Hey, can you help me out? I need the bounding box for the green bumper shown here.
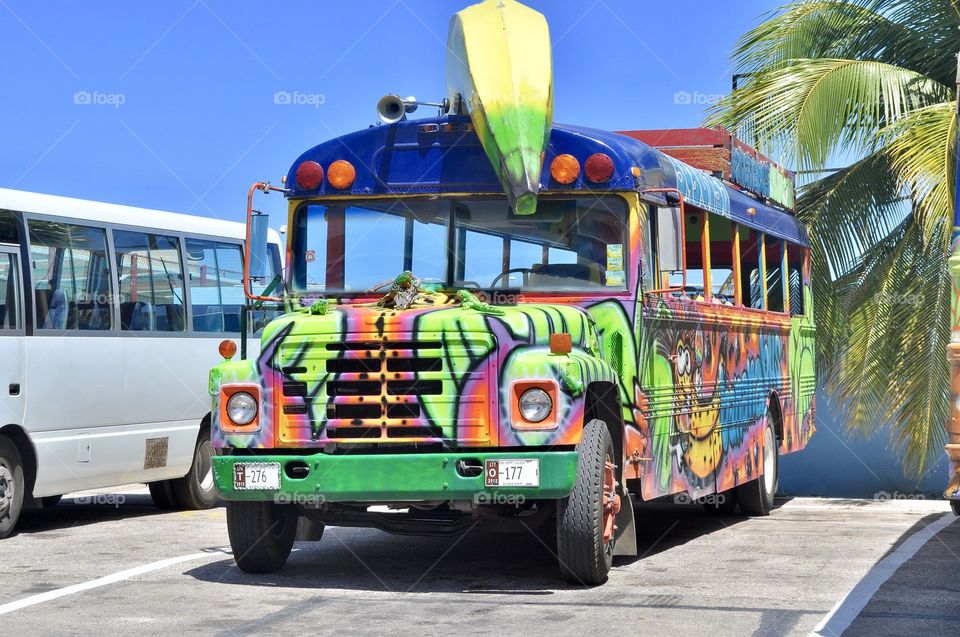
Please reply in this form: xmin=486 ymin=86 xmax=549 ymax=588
xmin=213 ymin=451 xmax=578 ymax=502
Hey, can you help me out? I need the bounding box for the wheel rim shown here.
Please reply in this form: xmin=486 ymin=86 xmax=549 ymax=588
xmin=197 ymin=441 xmax=214 ymax=492
xmin=0 ymin=464 xmax=13 ymax=517
xmin=763 ymin=428 xmax=776 ymax=495
xmin=602 ymin=458 xmax=621 ymax=551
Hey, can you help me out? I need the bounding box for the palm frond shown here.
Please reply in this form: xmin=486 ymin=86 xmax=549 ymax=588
xmin=878 ymin=102 xmax=957 ymax=246
xmin=734 ymin=0 xmax=960 ymax=86
xmin=707 ymin=58 xmax=949 ymax=169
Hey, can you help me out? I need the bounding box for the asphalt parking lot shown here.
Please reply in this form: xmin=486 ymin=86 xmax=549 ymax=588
xmin=0 ymin=490 xmax=957 ymax=636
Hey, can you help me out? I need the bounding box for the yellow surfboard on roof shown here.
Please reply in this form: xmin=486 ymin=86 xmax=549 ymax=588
xmin=446 ymin=0 xmax=553 ymax=215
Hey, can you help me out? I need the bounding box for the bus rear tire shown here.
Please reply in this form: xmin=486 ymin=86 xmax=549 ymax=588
xmin=226 ymin=500 xmax=298 ymax=574
xmin=0 ymin=436 xmax=25 ymax=540
xmin=172 ymin=430 xmax=218 ymax=510
xmin=556 ymin=419 xmax=618 ymax=585
xmin=149 ymin=480 xmax=179 ymax=510
xmin=737 ymin=420 xmax=778 ymax=516
xmin=951 ymin=500 xmax=960 ymax=517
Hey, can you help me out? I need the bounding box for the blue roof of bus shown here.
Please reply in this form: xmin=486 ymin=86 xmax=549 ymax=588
xmin=286 ymin=115 xmax=809 ymax=246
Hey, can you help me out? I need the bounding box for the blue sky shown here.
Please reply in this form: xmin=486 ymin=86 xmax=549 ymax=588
xmin=0 ymin=0 xmax=784 ymax=224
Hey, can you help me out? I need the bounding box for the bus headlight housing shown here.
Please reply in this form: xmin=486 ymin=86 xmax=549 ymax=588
xmin=226 ymin=392 xmax=258 ymax=426
xmin=519 ymin=388 xmax=552 ymax=423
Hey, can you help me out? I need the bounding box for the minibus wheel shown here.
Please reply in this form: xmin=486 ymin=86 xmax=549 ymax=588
xmin=951 ymin=500 xmax=960 ymax=517
xmin=226 ymin=500 xmax=298 ymax=573
xmin=737 ymin=420 xmax=778 ymax=516
xmin=556 ymin=418 xmax=618 ymax=585
xmin=172 ymin=430 xmax=218 ymax=510
xmin=149 ymin=480 xmax=179 ymax=510
xmin=0 ymin=436 xmax=25 ymax=539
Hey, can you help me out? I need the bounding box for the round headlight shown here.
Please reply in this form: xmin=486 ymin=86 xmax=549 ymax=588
xmin=519 ymin=388 xmax=552 ymax=423
xmin=227 ymin=392 xmax=258 ymax=425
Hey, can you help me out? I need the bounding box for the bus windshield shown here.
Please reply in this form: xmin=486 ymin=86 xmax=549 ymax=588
xmin=291 ymin=196 xmax=629 ymax=294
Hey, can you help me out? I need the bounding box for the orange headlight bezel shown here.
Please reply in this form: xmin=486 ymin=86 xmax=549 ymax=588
xmin=219 ymin=384 xmax=261 ymax=432
xmin=510 ymin=380 xmax=559 ymax=431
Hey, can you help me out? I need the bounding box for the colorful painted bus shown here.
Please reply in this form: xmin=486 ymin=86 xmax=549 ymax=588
xmin=210 ymin=0 xmax=815 ymax=584
xmin=0 ymin=188 xmax=282 ymax=539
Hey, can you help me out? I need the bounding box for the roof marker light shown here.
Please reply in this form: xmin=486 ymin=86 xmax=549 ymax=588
xmin=585 ymin=153 xmax=614 ymax=183
xmin=295 ymin=161 xmax=324 ymax=190
xmin=550 ymin=154 xmax=580 ymax=185
xmin=327 ymin=160 xmax=356 ymax=190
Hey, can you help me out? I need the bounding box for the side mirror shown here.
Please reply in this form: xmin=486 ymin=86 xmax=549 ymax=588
xmin=656 ymin=207 xmax=683 ymax=272
xmin=248 ymin=213 xmax=270 ymax=280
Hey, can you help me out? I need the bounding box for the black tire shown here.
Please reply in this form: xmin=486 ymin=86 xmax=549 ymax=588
xmin=226 ymin=500 xmax=298 ymax=573
xmin=951 ymin=500 xmax=960 ymax=517
xmin=703 ymin=489 xmax=738 ymax=515
xmin=0 ymin=436 xmax=25 ymax=539
xmin=556 ymin=418 xmax=617 ymax=585
xmin=41 ymin=495 xmax=62 ymax=508
xmin=149 ymin=480 xmax=180 ymax=510
xmin=737 ymin=419 xmax=778 ymax=516
xmin=172 ymin=430 xmax=219 ymax=510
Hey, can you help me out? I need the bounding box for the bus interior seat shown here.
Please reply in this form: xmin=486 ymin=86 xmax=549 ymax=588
xmin=120 ymin=301 xmax=155 ymax=331
xmin=223 ymin=306 xmax=242 ymax=333
xmin=41 ymin=288 xmax=67 ymax=329
xmin=192 ymin=306 xmax=224 ymax=332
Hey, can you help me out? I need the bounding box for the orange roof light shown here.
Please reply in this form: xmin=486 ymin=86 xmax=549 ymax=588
xmin=219 ymin=339 xmax=237 ymax=360
xmin=550 ymin=154 xmax=580 ymax=185
xmin=327 ymin=160 xmax=356 ymax=190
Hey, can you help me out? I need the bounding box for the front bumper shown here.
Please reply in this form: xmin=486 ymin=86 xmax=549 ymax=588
xmin=212 ymin=451 xmax=579 ymax=502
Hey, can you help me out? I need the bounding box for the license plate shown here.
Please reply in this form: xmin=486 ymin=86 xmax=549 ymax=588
xmin=233 ymin=462 xmax=281 ymax=490
xmin=485 ymin=459 xmax=540 ymax=488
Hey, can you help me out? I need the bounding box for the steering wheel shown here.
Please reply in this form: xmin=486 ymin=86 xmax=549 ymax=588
xmin=490 ymin=268 xmax=533 ymax=289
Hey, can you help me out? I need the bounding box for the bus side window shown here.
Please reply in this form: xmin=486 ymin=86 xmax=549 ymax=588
xmin=29 ymin=220 xmax=113 ymax=331
xmin=740 ymin=229 xmax=764 ymax=310
xmin=0 ymin=253 xmax=21 ymax=330
xmin=215 ymin=243 xmax=244 ymax=333
xmin=788 ymin=244 xmax=805 ymax=316
xmin=707 ymin=214 xmax=735 ymax=304
xmin=114 ymin=230 xmax=185 ymax=332
xmin=185 ymin=238 xmax=224 ymax=333
xmin=766 ymin=237 xmax=786 ymax=313
xmin=248 ymin=243 xmax=283 ymax=335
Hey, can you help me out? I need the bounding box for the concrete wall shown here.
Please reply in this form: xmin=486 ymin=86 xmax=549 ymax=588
xmin=778 ymin=389 xmax=947 ymax=498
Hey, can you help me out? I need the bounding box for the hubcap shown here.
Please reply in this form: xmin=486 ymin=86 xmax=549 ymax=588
xmin=602 ymin=459 xmax=621 ymax=549
xmin=763 ymin=428 xmax=776 ymax=495
xmin=198 ymin=441 xmax=214 ymax=492
xmin=0 ymin=464 xmax=13 ymax=516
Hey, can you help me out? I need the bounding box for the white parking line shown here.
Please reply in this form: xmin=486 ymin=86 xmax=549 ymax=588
xmin=811 ymin=512 xmax=956 ymax=637
xmin=0 ymin=552 xmax=219 ymax=616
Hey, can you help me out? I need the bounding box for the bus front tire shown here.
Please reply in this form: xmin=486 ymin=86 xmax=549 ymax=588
xmin=172 ymin=431 xmax=218 ymax=510
xmin=737 ymin=420 xmax=778 ymax=517
xmin=556 ymin=418 xmax=618 ymax=585
xmin=0 ymin=436 xmax=25 ymax=540
xmin=226 ymin=500 xmax=298 ymax=574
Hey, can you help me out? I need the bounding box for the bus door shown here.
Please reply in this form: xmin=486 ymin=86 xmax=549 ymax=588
xmin=0 ymin=246 xmax=25 ymax=428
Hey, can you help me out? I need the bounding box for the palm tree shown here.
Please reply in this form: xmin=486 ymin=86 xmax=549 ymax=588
xmin=707 ymin=0 xmax=959 ymax=477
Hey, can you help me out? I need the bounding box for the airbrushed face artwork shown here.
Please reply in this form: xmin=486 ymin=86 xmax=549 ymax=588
xmin=210 ymin=202 xmax=817 ymax=501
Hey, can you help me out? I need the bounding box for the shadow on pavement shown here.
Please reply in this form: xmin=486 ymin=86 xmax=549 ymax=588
xmin=185 ymin=499 xmax=752 ymax=593
xmin=13 ymin=493 xmax=182 ymax=535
